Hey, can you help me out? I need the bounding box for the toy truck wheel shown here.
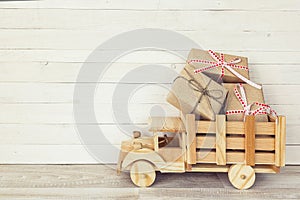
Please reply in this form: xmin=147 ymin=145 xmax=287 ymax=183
xmin=130 ymin=160 xmax=156 ymax=187
xmin=228 ymin=164 xmax=255 ymax=190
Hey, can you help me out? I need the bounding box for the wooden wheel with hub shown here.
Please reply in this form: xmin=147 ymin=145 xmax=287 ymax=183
xmin=130 ymin=160 xmax=156 ymax=187
xmin=228 ymin=164 xmax=255 ymax=190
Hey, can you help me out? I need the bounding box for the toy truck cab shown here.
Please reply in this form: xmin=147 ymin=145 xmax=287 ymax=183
xmin=117 ymin=117 xmax=186 ymax=186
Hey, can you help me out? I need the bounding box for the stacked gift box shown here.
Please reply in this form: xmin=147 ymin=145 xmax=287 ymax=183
xmin=167 ymin=49 xmax=277 ymax=122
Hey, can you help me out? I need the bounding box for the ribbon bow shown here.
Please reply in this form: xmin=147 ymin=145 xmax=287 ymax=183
xmin=226 ymin=83 xmax=277 ymax=119
xmin=174 ymin=76 xmax=224 ymax=114
xmin=173 ymin=67 xmax=224 ymax=114
xmin=187 ymin=78 xmax=224 ymax=105
xmin=252 ymin=102 xmax=277 ymax=117
xmin=188 ymin=50 xmax=262 ymax=89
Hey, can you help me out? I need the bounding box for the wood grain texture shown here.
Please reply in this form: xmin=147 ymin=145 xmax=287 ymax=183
xmin=197 ymin=121 xmax=276 ymax=135
xmin=216 ymin=115 xmax=226 ymax=165
xmin=187 ymin=164 xmax=278 ymax=174
xmin=228 ymin=164 xmax=255 ymax=190
xmin=186 ymin=114 xmax=196 ymax=164
xmin=0 ymin=10 xmax=298 ymax=32
xmin=280 ymin=117 xmax=286 ymax=166
xmin=0 ymin=165 xmax=299 ymax=199
xmin=130 ymin=160 xmax=156 ymax=187
xmin=197 ymin=136 xmax=275 ymax=151
xmin=0 ymin=0 xmax=299 ymax=10
xmin=245 ymin=116 xmax=256 ymax=166
xmin=275 ymin=116 xmax=286 ymax=167
xmin=1 ymin=30 xmax=299 ymax=51
xmin=197 ymin=151 xmax=274 ymax=164
xmin=1 ymin=50 xmax=300 ymax=63
xmin=0 ymin=63 xmax=300 ymax=85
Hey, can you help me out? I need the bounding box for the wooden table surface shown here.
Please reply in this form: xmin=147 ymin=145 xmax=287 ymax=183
xmin=0 ymin=165 xmax=299 ymax=199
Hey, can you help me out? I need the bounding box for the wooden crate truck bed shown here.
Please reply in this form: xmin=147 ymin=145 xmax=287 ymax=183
xmin=184 ymin=114 xmax=286 ymax=169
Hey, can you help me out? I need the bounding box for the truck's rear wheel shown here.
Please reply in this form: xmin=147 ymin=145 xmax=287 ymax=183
xmin=228 ymin=164 xmax=255 ymax=190
xmin=130 ymin=160 xmax=156 ymax=187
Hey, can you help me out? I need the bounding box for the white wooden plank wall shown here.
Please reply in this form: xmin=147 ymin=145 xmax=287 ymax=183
xmin=0 ymin=0 xmax=299 ymax=164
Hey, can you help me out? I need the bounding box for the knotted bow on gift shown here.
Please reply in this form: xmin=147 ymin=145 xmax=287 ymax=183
xmin=188 ymin=50 xmax=262 ymax=89
xmin=226 ymin=83 xmax=277 ymax=119
xmin=252 ymin=102 xmax=277 ymax=117
xmin=173 ymin=75 xmax=224 ymax=113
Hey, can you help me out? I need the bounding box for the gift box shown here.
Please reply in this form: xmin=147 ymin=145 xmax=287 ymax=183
xmin=167 ymin=64 xmax=228 ymax=121
xmin=187 ymin=49 xmax=250 ymax=83
xmin=223 ymin=83 xmax=268 ymax=122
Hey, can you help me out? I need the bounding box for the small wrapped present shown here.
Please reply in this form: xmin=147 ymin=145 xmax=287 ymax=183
xmin=223 ymin=83 xmax=277 ymax=122
xmin=187 ymin=49 xmax=261 ymax=89
xmin=167 ymin=64 xmax=228 ymax=121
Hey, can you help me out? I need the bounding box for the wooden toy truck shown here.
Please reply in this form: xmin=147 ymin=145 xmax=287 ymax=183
xmin=117 ymin=114 xmax=286 ymax=190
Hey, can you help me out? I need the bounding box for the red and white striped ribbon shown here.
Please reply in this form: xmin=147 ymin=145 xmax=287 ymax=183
xmin=226 ymin=83 xmax=277 ymax=118
xmin=251 ymin=102 xmax=277 ymax=117
xmin=226 ymin=83 xmax=252 ymax=116
xmin=188 ymin=50 xmax=262 ymax=89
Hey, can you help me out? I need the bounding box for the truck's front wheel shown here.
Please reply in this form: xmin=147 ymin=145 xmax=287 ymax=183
xmin=130 ymin=160 xmax=156 ymax=187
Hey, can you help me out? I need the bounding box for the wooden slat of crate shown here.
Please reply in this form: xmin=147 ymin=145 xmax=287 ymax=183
xmin=245 ymin=115 xmax=256 ymax=166
xmin=186 ymin=114 xmax=196 ymax=164
xmin=216 ymin=115 xmax=226 ymax=165
xmin=280 ymin=116 xmax=286 ymax=166
xmin=196 ymin=151 xmax=275 ymax=164
xmin=197 ymin=121 xmax=275 ymax=135
xmin=275 ymin=116 xmax=286 ymax=167
xmin=187 ymin=164 xmax=279 ymax=173
xmin=197 ymin=136 xmax=275 ymax=151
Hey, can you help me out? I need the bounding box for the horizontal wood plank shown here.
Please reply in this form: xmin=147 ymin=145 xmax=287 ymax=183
xmin=0 ymin=145 xmax=298 ymax=164
xmin=188 ymin=164 xmax=279 ymax=173
xmin=197 ymin=136 xmax=275 ymax=151
xmin=1 ymin=103 xmax=298 ymax=125
xmin=197 ymin=151 xmax=275 ymax=164
xmin=0 ymin=10 xmax=299 ymax=32
xmin=197 ymin=121 xmax=276 ymax=135
xmin=0 ymin=83 xmax=299 ymax=106
xmin=0 ymin=30 xmax=299 ymax=51
xmin=0 ymin=0 xmax=299 ymax=10
xmin=0 ymin=103 xmax=179 ymax=124
xmin=0 ymin=63 xmax=299 ymax=85
xmin=0 ymin=50 xmax=299 ymax=64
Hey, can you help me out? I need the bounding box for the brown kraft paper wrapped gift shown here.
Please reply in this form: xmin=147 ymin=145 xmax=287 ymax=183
xmin=167 ymin=64 xmax=228 ymax=121
xmin=223 ymin=83 xmax=268 ymax=122
xmin=187 ymin=48 xmax=249 ymax=83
